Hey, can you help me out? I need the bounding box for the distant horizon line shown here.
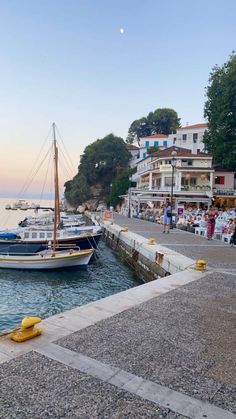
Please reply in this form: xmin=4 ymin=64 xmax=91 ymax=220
xmin=0 ymin=193 xmax=64 ymax=200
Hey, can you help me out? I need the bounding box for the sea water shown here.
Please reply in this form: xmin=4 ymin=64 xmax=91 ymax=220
xmin=0 ymin=198 xmax=142 ymax=331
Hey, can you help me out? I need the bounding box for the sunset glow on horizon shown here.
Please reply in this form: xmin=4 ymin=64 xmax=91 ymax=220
xmin=0 ymin=0 xmax=235 ymax=196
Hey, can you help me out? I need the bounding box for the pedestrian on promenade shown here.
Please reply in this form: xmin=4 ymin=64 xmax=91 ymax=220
xmin=230 ymin=223 xmax=236 ymax=246
xmin=205 ymin=206 xmax=218 ymax=240
xmin=162 ymin=198 xmax=172 ymax=233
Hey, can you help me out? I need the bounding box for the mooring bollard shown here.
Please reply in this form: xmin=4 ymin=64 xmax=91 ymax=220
xmin=147 ymin=237 xmax=156 ymax=245
xmin=194 ymin=259 xmax=207 ymax=271
xmin=11 ymin=316 xmax=42 ymax=342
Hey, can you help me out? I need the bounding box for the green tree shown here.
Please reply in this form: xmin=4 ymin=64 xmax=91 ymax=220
xmin=204 ymin=53 xmax=236 ymax=170
xmin=126 ymin=108 xmax=180 ymax=144
xmin=109 ymin=169 xmax=131 ymax=207
xmin=64 ymin=174 xmax=89 ymax=206
xmin=64 ymin=134 xmax=131 ymax=206
xmin=147 ymin=108 xmax=180 ymax=134
xmin=147 ymin=145 xmax=159 ymax=155
xmin=126 ymin=117 xmax=151 ymax=144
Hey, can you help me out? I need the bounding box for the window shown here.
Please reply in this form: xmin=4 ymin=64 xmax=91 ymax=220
xmin=39 ymin=233 xmax=45 ymax=238
xmin=193 ymin=133 xmax=198 ymax=143
xmin=182 ymin=134 xmax=187 ymax=141
xmin=215 ymin=176 xmax=225 ymax=185
xmin=32 ymin=232 xmax=37 ymax=239
xmin=165 ymin=177 xmax=175 ymax=186
xmin=173 ymin=137 xmax=176 ymax=144
xmin=145 ymin=140 xmax=150 ymax=147
xmin=182 ymin=159 xmax=193 ymax=166
xmin=24 ymin=232 xmax=29 ymax=239
xmin=163 ymin=140 xmax=168 ymax=146
xmin=143 ymin=152 xmax=147 ymax=158
xmin=154 ymin=141 xmax=159 ymax=146
xmin=181 ymin=177 xmax=196 ymax=186
xmin=190 ymin=177 xmax=197 ymax=185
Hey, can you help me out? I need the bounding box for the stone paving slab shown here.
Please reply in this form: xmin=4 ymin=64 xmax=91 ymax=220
xmin=112 ymin=215 xmax=236 ymax=269
xmin=0 ymin=351 xmax=187 ymax=419
xmin=0 ymin=269 xmax=206 ymax=362
xmin=57 ymin=272 xmax=236 ymax=414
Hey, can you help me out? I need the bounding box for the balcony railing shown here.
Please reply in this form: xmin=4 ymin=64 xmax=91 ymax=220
xmin=181 ymin=185 xmax=211 ymax=192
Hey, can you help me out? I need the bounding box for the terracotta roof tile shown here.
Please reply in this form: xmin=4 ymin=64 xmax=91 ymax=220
xmin=150 ymin=146 xmax=211 ymax=158
xmin=178 ymin=123 xmax=208 ymax=130
xmin=141 ymin=134 xmax=168 ymax=139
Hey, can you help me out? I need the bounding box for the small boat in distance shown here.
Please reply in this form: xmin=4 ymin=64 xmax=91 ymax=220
xmin=0 ymin=123 xmax=95 ymax=270
xmin=5 ymin=200 xmax=30 ymax=210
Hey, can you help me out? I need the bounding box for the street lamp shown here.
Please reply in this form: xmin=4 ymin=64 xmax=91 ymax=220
xmin=128 ymin=177 xmax=133 ymax=218
xmin=170 ymin=150 xmax=177 ymax=229
xmin=128 ymin=187 xmax=131 ymax=218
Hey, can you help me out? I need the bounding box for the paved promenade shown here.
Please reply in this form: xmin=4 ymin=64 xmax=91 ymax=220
xmin=0 ymin=215 xmax=235 ymax=418
xmin=113 ymin=214 xmax=236 ymax=272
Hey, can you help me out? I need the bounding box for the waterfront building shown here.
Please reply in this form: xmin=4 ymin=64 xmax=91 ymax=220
xmin=213 ymin=169 xmax=236 ymax=208
xmin=131 ymin=146 xmax=214 ymax=209
xmin=169 ymin=123 xmax=208 ymax=153
xmin=130 ymin=123 xmax=208 ymax=168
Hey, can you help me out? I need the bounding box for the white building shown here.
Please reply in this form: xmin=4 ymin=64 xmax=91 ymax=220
xmin=133 ymin=146 xmax=213 ymax=208
xmin=137 ymin=134 xmax=169 ymax=159
xmin=170 ymin=123 xmax=208 ymax=153
xmin=131 ymin=123 xmax=208 ymax=164
xmin=126 ymin=144 xmax=140 ymax=168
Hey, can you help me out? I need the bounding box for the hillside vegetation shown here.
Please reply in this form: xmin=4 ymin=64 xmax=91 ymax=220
xmin=64 ymin=134 xmax=131 ymax=209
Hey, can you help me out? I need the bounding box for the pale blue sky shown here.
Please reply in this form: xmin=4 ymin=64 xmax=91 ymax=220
xmin=0 ymin=0 xmax=235 ymax=195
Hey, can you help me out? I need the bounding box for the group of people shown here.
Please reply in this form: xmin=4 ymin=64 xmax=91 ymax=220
xmin=145 ymin=202 xmax=236 ymax=243
xmin=204 ymin=207 xmax=236 ymax=243
xmin=119 ymin=201 xmax=236 ymax=244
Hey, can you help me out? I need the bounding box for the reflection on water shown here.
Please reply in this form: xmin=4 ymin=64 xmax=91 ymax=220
xmin=0 ymin=242 xmax=142 ymax=331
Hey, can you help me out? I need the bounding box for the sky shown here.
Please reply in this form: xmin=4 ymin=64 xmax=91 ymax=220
xmin=0 ymin=0 xmax=235 ymax=196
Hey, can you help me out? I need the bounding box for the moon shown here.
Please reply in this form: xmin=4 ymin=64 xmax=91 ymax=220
xmin=120 ymin=28 xmax=124 ymax=34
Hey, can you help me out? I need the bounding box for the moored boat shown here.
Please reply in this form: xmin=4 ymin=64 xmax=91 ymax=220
xmin=0 ymin=123 xmax=98 ymax=269
xmin=0 ymin=228 xmax=101 ymax=255
xmin=0 ymin=248 xmax=94 ymax=270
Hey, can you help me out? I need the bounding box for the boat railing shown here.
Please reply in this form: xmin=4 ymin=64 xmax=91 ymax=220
xmin=20 ymin=228 xmax=98 ymax=240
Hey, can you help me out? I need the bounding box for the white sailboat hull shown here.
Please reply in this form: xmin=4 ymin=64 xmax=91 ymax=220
xmin=0 ymin=249 xmax=94 ymax=270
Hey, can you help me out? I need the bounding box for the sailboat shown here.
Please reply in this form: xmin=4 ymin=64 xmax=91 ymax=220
xmin=0 ymin=123 xmax=94 ymax=270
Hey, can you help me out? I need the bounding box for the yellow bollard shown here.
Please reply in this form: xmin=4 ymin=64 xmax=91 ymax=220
xmin=194 ymin=260 xmax=207 ymax=271
xmin=11 ymin=317 xmax=42 ymax=343
xmin=121 ymin=226 xmax=128 ymax=232
xmin=147 ymin=237 xmax=156 ymax=245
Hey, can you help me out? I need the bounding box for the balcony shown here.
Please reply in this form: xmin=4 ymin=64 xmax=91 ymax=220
xmin=181 ymin=185 xmax=211 ymax=192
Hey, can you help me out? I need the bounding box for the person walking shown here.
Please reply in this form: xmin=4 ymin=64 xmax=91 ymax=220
xmin=162 ymin=199 xmax=172 ymax=233
xmin=205 ymin=206 xmax=218 ymax=240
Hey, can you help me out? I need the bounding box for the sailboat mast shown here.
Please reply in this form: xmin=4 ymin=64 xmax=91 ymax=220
xmin=52 ymin=122 xmax=60 ymax=250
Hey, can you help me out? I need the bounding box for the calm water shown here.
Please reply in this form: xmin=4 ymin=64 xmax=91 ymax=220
xmin=0 ymin=198 xmax=142 ymax=331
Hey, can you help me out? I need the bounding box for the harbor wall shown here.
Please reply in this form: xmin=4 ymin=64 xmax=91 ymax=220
xmin=101 ymin=220 xmax=195 ymax=282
